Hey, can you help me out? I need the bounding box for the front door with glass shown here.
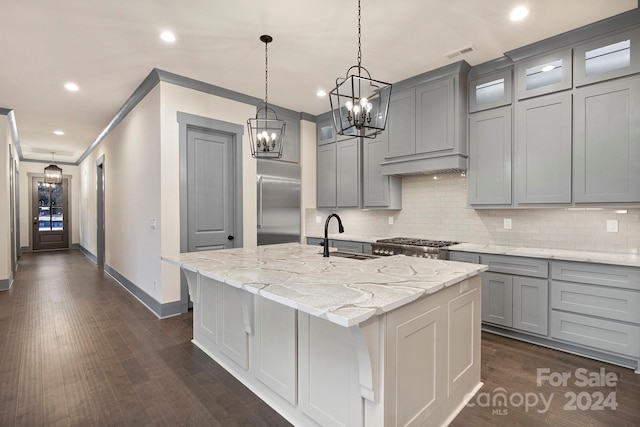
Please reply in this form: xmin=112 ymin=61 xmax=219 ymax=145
xmin=32 ymin=177 xmax=69 ymax=250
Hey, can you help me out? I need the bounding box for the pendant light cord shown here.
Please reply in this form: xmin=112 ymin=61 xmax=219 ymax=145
xmin=357 ymin=0 xmax=362 ymax=75
xmin=264 ymin=40 xmax=269 ymax=111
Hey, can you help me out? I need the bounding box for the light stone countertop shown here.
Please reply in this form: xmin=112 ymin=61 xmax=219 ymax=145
xmin=162 ymin=243 xmax=487 ymax=327
xmin=448 ymin=243 xmax=640 ymax=268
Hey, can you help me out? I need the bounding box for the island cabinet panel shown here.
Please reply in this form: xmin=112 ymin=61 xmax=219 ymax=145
xmin=573 ymin=75 xmax=640 ymax=203
xmin=218 ymin=285 xmax=250 ymax=370
xmin=197 ymin=278 xmax=219 ymax=345
xmin=448 ymin=288 xmax=482 ymax=399
xmin=299 ymin=313 xmax=362 ymax=427
xmin=384 ymin=279 xmax=481 ymax=427
xmin=254 ymin=297 xmax=297 ymax=405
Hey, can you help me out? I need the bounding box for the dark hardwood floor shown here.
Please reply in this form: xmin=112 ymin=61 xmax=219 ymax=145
xmin=1 ymin=250 xmax=638 ymax=426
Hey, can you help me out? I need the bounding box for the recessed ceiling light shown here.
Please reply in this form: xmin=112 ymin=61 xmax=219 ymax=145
xmin=317 ymin=90 xmax=327 ymax=97
xmin=510 ymin=6 xmax=529 ymax=21
xmin=64 ymin=82 xmax=79 ymax=92
xmin=53 ymin=130 xmax=65 ymax=135
xmin=541 ymin=65 xmax=555 ymax=72
xmin=160 ymin=31 xmax=176 ymax=43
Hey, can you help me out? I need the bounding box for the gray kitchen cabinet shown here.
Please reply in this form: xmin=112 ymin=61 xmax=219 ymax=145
xmin=468 ymin=106 xmax=512 ymax=206
xmin=316 ymin=139 xmax=361 ymax=209
xmin=386 ymin=76 xmax=459 ymax=158
xmin=515 ymin=49 xmax=572 ymax=100
xmin=363 ymin=132 xmax=401 ymax=209
xmin=468 ymin=68 xmax=513 ymax=113
xmin=516 ymin=92 xmax=572 ymax=204
xmin=449 ymin=251 xmax=480 ymax=264
xmin=316 ymin=143 xmax=337 ymax=208
xmin=573 ymin=75 xmax=640 ymax=203
xmin=386 ymin=89 xmax=416 ymax=158
xmin=317 ymin=117 xmax=335 ymax=146
xmin=381 ymin=62 xmax=470 ymax=175
xmin=481 ymin=272 xmax=513 ymax=328
xmin=478 ymin=254 xmax=549 ymax=335
xmin=512 ymin=276 xmax=548 ymax=335
xmin=549 ymin=260 xmax=640 ymax=358
xmin=336 ymin=138 xmax=361 ymax=208
xmin=306 ymin=237 xmax=369 ymax=254
xmin=574 ymin=27 xmax=640 ymax=87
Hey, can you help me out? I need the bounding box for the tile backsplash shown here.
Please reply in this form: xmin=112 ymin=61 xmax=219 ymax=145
xmin=305 ymin=172 xmax=640 ymax=254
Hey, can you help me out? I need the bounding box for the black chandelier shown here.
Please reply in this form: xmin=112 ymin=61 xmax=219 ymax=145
xmin=44 ymin=152 xmax=63 ymax=184
xmin=329 ymin=0 xmax=392 ymax=139
xmin=247 ymin=35 xmax=286 ymax=159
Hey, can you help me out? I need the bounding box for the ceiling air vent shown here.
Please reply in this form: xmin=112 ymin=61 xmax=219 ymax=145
xmin=445 ymin=45 xmax=475 ymax=60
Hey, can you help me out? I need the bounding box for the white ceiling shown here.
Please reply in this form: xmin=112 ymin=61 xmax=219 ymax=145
xmin=1 ymin=0 xmax=637 ymax=163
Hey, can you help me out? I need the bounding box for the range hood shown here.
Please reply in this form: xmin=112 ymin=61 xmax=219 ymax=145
xmin=380 ymin=153 xmax=467 ymax=176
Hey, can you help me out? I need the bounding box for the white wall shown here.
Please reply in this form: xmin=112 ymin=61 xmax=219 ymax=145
xmin=159 ymin=82 xmax=258 ymax=303
xmin=19 ymin=161 xmax=80 ymax=249
xmin=79 ymin=85 xmax=162 ymax=302
xmin=0 ymin=119 xmax=10 ymax=280
xmin=305 ymin=172 xmax=640 ymax=254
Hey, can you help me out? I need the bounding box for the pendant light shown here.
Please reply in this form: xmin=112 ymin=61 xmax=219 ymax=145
xmin=44 ymin=152 xmax=63 ymax=184
xmin=329 ymin=0 xmax=392 ymax=139
xmin=247 ymin=35 xmax=286 ymax=159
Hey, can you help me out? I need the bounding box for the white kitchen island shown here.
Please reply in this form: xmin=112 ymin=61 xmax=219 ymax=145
xmin=163 ymin=243 xmax=487 ymax=427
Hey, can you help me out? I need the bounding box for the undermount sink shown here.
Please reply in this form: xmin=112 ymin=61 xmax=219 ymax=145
xmin=323 ymin=251 xmax=381 ymax=261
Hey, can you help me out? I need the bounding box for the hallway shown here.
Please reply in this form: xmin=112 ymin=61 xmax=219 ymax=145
xmin=0 ymin=250 xmax=290 ymax=426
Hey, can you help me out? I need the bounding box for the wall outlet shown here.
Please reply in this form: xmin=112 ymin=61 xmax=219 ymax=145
xmin=315 ymin=215 xmax=322 ymax=224
xmin=388 ymin=216 xmax=394 ymax=225
xmin=606 ymin=219 xmax=618 ymax=233
xmin=503 ymin=218 xmax=512 ymax=230
xmin=150 ymin=218 xmax=157 ymax=229
xmin=153 ymin=280 xmax=158 ymax=292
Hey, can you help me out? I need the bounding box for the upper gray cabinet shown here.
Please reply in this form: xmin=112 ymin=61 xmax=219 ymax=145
xmin=516 ymin=92 xmax=572 ymax=204
xmin=336 ymin=138 xmax=361 ymax=208
xmin=363 ymin=132 xmax=401 ymax=209
xmin=316 ymin=143 xmax=337 ymax=208
xmin=574 ymin=27 xmax=640 ymax=87
xmin=381 ymin=61 xmax=469 ymax=175
xmin=468 ymin=105 xmax=512 ymax=206
xmin=515 ymin=49 xmax=572 ymax=100
xmin=573 ymin=74 xmax=640 ymax=203
xmin=386 ymin=89 xmax=416 ymax=158
xmin=468 ymin=69 xmax=512 ymax=113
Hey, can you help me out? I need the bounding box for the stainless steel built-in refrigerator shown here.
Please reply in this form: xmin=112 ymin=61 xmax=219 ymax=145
xmin=257 ymin=160 xmax=301 ymax=245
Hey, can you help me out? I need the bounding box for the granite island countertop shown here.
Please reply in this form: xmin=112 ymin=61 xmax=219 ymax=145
xmin=448 ymin=243 xmax=640 ymax=268
xmin=163 ymin=243 xmax=487 ymax=327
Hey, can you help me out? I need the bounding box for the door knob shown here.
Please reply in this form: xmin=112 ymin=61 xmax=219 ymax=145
xmin=228 ymin=235 xmax=234 ymax=241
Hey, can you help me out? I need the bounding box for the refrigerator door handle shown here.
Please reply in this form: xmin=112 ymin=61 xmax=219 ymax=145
xmin=257 ymin=175 xmax=263 ymax=229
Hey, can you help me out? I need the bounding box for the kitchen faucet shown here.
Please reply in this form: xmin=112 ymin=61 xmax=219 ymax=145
xmin=323 ymin=213 xmax=344 ymax=257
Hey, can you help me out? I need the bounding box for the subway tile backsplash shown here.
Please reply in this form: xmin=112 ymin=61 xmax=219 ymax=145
xmin=305 ymin=172 xmax=640 ymax=254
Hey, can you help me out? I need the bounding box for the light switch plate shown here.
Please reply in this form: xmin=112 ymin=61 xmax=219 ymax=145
xmin=388 ymin=216 xmax=394 ymax=225
xmin=503 ymin=218 xmax=512 ymax=230
xmin=606 ymin=219 xmax=618 ymax=233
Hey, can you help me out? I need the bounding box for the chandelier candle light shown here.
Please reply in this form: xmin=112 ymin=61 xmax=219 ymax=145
xmin=329 ymin=0 xmax=392 ymax=139
xmin=248 ymin=35 xmax=286 ymax=159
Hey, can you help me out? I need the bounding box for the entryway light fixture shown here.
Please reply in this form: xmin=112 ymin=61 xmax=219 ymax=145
xmin=44 ymin=152 xmax=63 ymax=184
xmin=329 ymin=0 xmax=392 ymax=139
xmin=247 ymin=35 xmax=286 ymax=159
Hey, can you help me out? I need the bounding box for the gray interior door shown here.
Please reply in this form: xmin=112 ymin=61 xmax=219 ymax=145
xmin=32 ymin=177 xmax=69 ymax=251
xmin=96 ymin=157 xmax=105 ymax=265
xmin=9 ymin=149 xmax=15 ymax=272
xmin=187 ymin=128 xmax=235 ymax=251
